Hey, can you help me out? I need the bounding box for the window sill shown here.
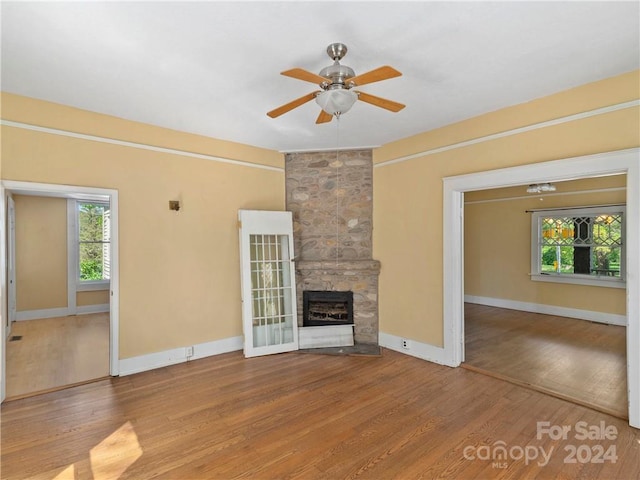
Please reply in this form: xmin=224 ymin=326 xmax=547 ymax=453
xmin=77 ymin=281 xmax=110 ymax=292
xmin=530 ymin=273 xmax=626 ymax=289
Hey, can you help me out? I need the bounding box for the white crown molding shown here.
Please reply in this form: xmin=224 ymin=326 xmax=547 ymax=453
xmin=0 ymin=120 xmax=284 ymax=172
xmin=465 ymin=187 xmax=627 ymax=205
xmin=374 ymin=100 xmax=640 ymax=168
xmin=282 ymin=145 xmax=380 ymax=154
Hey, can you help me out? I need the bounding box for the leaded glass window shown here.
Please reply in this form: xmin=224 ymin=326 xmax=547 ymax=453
xmin=531 ymin=206 xmax=625 ymax=287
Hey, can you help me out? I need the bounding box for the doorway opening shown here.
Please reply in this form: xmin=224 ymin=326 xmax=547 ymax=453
xmin=442 ymin=148 xmax=640 ymax=428
xmin=1 ymin=180 xmax=119 ymax=402
xmin=462 ymin=176 xmax=628 ymax=418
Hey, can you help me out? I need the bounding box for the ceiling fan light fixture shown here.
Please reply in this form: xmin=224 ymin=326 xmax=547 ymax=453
xmin=315 ymin=89 xmax=358 ymax=116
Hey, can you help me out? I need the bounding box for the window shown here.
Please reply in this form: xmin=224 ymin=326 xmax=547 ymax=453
xmin=531 ymin=206 xmax=625 ymax=288
xmin=77 ymin=201 xmax=110 ymax=286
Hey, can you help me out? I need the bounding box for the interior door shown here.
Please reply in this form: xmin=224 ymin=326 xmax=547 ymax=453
xmin=7 ymin=195 xmax=15 ymax=337
xmin=239 ymin=210 xmax=298 ymax=358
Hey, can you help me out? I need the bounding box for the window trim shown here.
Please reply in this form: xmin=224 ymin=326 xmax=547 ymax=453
xmin=530 ymin=205 xmax=626 ymax=289
xmin=71 ymin=199 xmax=111 ymax=289
xmin=77 ymin=280 xmax=110 ymax=291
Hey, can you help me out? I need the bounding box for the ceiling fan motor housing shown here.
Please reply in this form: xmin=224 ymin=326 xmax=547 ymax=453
xmin=319 ymin=63 xmax=355 ymax=89
xmin=318 ymin=43 xmax=355 ymax=90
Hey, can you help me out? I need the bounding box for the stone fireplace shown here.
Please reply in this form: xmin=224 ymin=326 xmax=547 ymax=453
xmin=285 ymin=149 xmax=380 ymax=345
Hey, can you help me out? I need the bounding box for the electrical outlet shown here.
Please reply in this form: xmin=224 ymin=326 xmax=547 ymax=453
xmin=401 ymin=339 xmax=410 ymax=350
xmin=186 ymin=346 xmax=194 ymax=358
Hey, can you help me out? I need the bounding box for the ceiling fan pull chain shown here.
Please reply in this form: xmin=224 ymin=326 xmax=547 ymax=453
xmin=335 ymin=115 xmax=341 ymax=265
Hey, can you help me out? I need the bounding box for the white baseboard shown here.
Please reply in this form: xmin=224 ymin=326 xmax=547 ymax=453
xmin=464 ymin=295 xmax=627 ymax=327
xmin=77 ymin=303 xmax=110 ymax=315
xmin=119 ymin=335 xmax=243 ymax=376
xmin=16 ymin=304 xmax=110 ymax=320
xmin=15 ymin=307 xmax=70 ymax=321
xmin=379 ymin=332 xmax=449 ymax=366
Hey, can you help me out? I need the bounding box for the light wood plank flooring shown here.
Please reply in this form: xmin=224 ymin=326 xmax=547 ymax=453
xmin=6 ymin=313 xmax=110 ymax=399
xmin=464 ymin=303 xmax=627 ymax=419
xmin=2 ymin=349 xmax=639 ymax=479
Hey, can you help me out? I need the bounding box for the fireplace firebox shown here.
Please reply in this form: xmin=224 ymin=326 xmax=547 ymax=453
xmin=303 ymin=290 xmax=354 ymax=327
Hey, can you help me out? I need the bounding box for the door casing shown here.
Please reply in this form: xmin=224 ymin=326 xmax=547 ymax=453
xmin=0 ymin=180 xmax=119 ymax=404
xmin=442 ymin=148 xmax=640 ymax=428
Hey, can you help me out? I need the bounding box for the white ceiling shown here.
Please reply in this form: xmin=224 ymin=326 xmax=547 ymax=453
xmin=2 ymin=2 xmax=638 ymax=153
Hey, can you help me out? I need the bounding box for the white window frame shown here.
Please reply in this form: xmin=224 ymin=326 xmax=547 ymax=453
xmin=69 ymin=200 xmax=111 ymax=292
xmin=530 ymin=205 xmax=626 ymax=289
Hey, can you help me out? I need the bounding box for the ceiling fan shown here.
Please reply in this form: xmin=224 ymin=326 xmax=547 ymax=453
xmin=267 ymin=43 xmax=405 ymax=124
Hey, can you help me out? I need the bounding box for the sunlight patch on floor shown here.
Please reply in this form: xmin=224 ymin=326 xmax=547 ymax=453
xmin=52 ymin=464 xmax=75 ymax=480
xmin=52 ymin=421 xmax=142 ymax=480
xmin=89 ymin=421 xmax=142 ymax=479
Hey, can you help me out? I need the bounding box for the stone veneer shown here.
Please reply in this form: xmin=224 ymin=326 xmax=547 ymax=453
xmin=285 ymin=149 xmax=380 ymax=344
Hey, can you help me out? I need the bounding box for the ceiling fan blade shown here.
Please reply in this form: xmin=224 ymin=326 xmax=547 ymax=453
xmin=267 ymin=92 xmax=319 ymax=118
xmin=316 ymin=110 xmax=333 ymax=124
xmin=281 ymin=68 xmax=329 ymax=85
xmin=355 ymin=91 xmax=405 ymax=112
xmin=348 ymin=66 xmax=402 ymax=87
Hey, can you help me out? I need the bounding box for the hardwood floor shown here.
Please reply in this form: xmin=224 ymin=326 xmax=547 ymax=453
xmin=5 ymin=313 xmax=110 ymax=399
xmin=2 ymin=349 xmax=639 ymax=479
xmin=464 ymin=303 xmax=627 ymax=419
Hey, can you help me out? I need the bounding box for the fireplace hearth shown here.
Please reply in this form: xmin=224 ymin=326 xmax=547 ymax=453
xmin=303 ymin=291 xmax=353 ymax=327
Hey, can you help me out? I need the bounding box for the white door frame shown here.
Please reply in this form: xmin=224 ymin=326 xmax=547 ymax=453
xmin=1 ymin=180 xmax=120 ymax=398
xmin=7 ymin=194 xmax=16 ymax=335
xmin=443 ymin=148 xmax=640 ymax=428
xmin=1 ymin=185 xmax=6 ymax=402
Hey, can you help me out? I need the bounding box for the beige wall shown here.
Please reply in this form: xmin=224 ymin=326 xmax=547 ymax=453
xmin=373 ymin=70 xmax=639 ymax=347
xmin=1 ymin=93 xmax=285 ymax=358
xmin=77 ymin=290 xmax=110 ymax=307
xmin=13 ymin=193 xmax=112 ymax=312
xmin=14 ymin=195 xmax=68 ymax=311
xmin=464 ymin=176 xmax=626 ymax=315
